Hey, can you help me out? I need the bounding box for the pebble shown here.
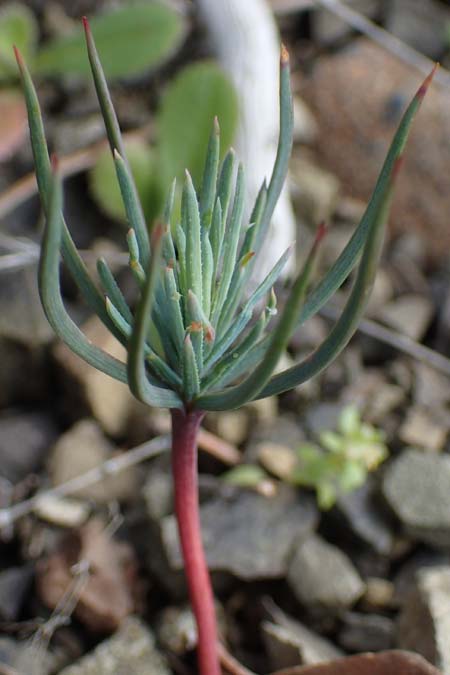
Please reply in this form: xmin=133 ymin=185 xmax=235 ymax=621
xmin=287 ymin=534 xmax=365 ymax=610
xmin=48 ymin=419 xmax=138 ymax=503
xmin=397 ymin=566 xmax=450 ymax=673
xmin=162 ymin=486 xmax=318 ymax=580
xmin=338 ymin=611 xmax=394 ymax=652
xmin=58 ymin=617 xmax=172 ymax=674
xmin=382 ymin=449 xmax=450 ymax=547
xmin=0 ymin=565 xmax=33 ymax=622
xmin=399 ymin=406 xmax=449 ymax=453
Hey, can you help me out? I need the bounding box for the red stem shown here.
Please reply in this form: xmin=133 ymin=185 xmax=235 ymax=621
xmin=171 ymin=408 xmax=221 ymax=675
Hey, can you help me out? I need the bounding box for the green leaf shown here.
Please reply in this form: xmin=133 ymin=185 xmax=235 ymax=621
xmin=223 ymin=464 xmax=269 ymax=488
xmin=158 ymin=61 xmax=238 ymax=187
xmin=35 ymin=3 xmax=185 ymax=79
xmin=90 ymin=141 xmax=162 ymax=224
xmin=0 ymin=3 xmax=37 ymax=79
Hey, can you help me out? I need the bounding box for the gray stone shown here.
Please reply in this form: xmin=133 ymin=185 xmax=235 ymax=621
xmin=143 ymin=467 xmax=173 ymax=521
xmin=304 ymin=403 xmax=343 ymax=439
xmin=386 ymin=0 xmax=450 ymax=59
xmin=382 ymin=449 xmax=450 ymax=547
xmin=397 ymin=566 xmax=450 ymax=673
xmin=162 ymin=486 xmax=318 ymax=579
xmin=336 ymin=480 xmax=396 ymax=556
xmin=399 ymin=406 xmax=449 ymax=453
xmin=0 ymin=410 xmax=58 ymax=483
xmin=263 ymin=621 xmax=343 ymax=670
xmin=379 ymin=295 xmax=434 ymax=342
xmin=312 ymin=0 xmax=381 ymax=44
xmin=338 ymin=611 xmax=394 ymax=652
xmin=245 ymin=414 xmax=305 ymax=463
xmin=287 ymin=534 xmax=365 ymax=609
xmin=58 ymin=617 xmax=172 ymax=674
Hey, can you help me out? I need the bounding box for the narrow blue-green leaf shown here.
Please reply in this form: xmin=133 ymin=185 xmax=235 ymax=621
xmin=186 ymin=290 xmax=204 ymax=372
xmin=127 ymin=224 xmax=182 ymax=408
xmin=217 ymin=181 xmax=268 ymax=334
xmin=254 ymin=47 xmax=293 ymax=251
xmin=164 ymin=266 xmax=186 ymax=354
xmin=209 ymin=196 xmax=223 ymax=273
xmin=114 ymin=150 xmax=150 ymax=268
xmin=83 ymin=19 xmax=149 ymax=265
xmin=15 ymin=47 xmax=122 ymax=340
xmin=201 ymin=312 xmax=267 ymax=393
xmin=175 ymin=223 xmax=187 ymax=297
xmin=297 ymin=65 xmax=437 ymax=328
xmin=201 ymin=231 xmax=214 ymax=318
xmin=217 ymin=149 xmax=235 ymax=226
xmin=183 ymin=335 xmax=200 ymax=401
xmin=197 ymin=226 xmax=324 ymax=410
xmin=40 ymin=170 xmax=128 ymax=383
xmin=204 ymin=243 xmax=293 ymax=372
xmin=97 ymin=257 xmax=133 ymax=324
xmin=257 ymin=190 xmax=392 ymax=399
xmin=182 ymin=170 xmax=202 ymax=305
xmin=211 ymin=163 xmax=245 ymax=325
xmin=106 ymin=297 xmax=181 ymax=389
xmin=200 ymin=117 xmax=220 ymax=229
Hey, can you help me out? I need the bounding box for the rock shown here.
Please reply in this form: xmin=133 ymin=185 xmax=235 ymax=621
xmin=382 ymin=449 xmax=450 ymax=547
xmin=0 ymin=338 xmax=48 ymax=407
xmin=393 ymin=550 xmax=450 ymax=608
xmin=48 ymin=419 xmax=138 ymax=503
xmin=0 ymin=263 xmax=53 ymax=346
xmin=281 ymin=650 xmax=442 ymax=675
xmin=336 ymin=480 xmax=396 ymax=556
xmin=262 ymin=602 xmax=343 ymax=669
xmin=287 ymin=534 xmax=365 ymax=610
xmin=257 ymin=442 xmax=298 ymax=481
xmin=399 ymin=406 xmax=449 ymax=453
xmin=0 ymin=409 xmax=58 ymax=483
xmin=58 ymin=617 xmax=172 ymax=674
xmin=0 ymin=636 xmax=53 ymax=675
xmin=35 ymin=494 xmax=90 ymax=528
xmin=363 ymin=577 xmax=395 ymax=611
xmin=386 ymin=0 xmax=450 ymax=59
xmin=379 ymin=295 xmax=434 ymax=342
xmin=263 ymin=620 xmax=343 ymax=670
xmin=54 ymin=316 xmax=137 ymax=436
xmin=305 ymin=403 xmax=342 ymax=438
xmin=342 ymin=371 xmax=405 ymax=425
xmin=156 ymin=606 xmax=197 ymax=656
xmin=301 ymin=39 xmax=450 ymax=260
xmin=397 ymin=566 xmax=450 ymax=673
xmin=52 ymin=114 xmax=105 ymax=155
xmin=162 ymin=486 xmax=318 ymax=580
xmin=0 ymin=566 xmax=33 ymax=622
xmin=245 ymin=414 xmax=305 ymax=463
xmin=338 ymin=611 xmax=394 ymax=652
xmin=205 ymin=409 xmax=250 ymax=446
xmin=413 ymin=363 xmax=450 ymax=409
xmin=37 ymin=519 xmax=139 ymax=633
xmin=290 ymin=155 xmax=340 ymax=225
xmin=365 ymin=268 xmax=394 ymax=317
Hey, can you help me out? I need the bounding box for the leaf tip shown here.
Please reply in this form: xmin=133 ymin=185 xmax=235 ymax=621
xmin=13 ymin=45 xmax=23 ymax=69
xmin=281 ymin=43 xmax=290 ymax=67
xmin=82 ymin=16 xmax=91 ymax=35
xmin=416 ymin=62 xmax=439 ymax=99
xmin=315 ymin=221 xmax=327 ymax=246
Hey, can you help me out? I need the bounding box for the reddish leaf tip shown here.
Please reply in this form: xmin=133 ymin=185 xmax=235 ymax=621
xmin=281 ymin=43 xmax=290 ymax=66
xmin=315 ymin=221 xmax=327 ymax=246
xmin=151 ymin=221 xmax=164 ymax=246
xmin=13 ymin=45 xmax=23 ymax=68
xmin=416 ymin=62 xmax=439 ymax=99
xmin=82 ymin=16 xmax=90 ymax=33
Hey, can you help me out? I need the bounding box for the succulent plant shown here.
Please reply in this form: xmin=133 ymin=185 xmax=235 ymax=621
xmin=15 ymin=15 xmax=434 ymax=675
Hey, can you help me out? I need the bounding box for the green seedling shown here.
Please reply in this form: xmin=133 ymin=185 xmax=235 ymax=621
xmin=294 ymin=405 xmax=388 ymax=509
xmin=16 ymin=14 xmax=434 ymax=673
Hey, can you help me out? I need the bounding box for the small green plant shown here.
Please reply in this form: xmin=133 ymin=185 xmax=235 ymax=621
xmin=16 ymin=15 xmax=434 ymax=674
xmin=293 ymin=405 xmax=388 ymax=509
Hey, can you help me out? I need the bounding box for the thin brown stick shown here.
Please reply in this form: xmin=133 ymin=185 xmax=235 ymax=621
xmin=273 ymin=0 xmax=450 ymax=90
xmin=219 ymin=643 xmax=258 ymax=675
xmin=320 ymin=303 xmax=450 ymax=378
xmin=0 ymin=435 xmax=171 ymax=530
